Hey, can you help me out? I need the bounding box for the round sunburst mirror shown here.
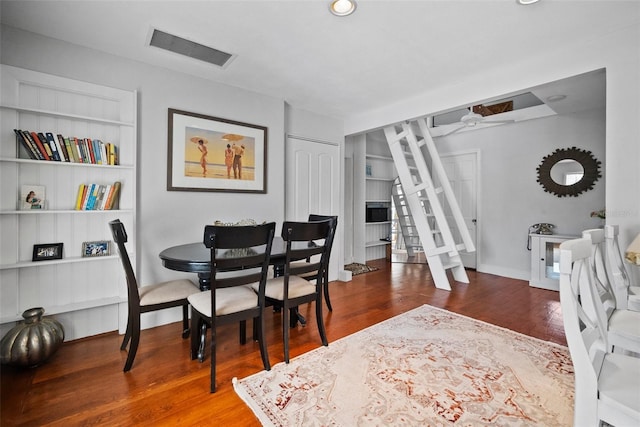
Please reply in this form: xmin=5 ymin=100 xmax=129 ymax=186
xmin=536 ymin=147 xmax=602 ymax=197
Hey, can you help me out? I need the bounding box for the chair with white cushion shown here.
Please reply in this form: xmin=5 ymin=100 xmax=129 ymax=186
xmin=582 ymin=228 xmax=640 ymax=354
xmin=290 ymin=214 xmax=338 ymax=311
xmin=188 ymin=222 xmax=275 ymax=392
xmin=604 ymin=225 xmax=640 ymax=311
xmin=559 ymin=237 xmax=640 ymax=427
xmin=109 ymin=219 xmax=200 ymax=372
xmin=255 ymin=220 xmax=332 ymax=363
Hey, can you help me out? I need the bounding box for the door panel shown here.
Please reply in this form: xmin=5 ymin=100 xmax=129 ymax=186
xmin=440 ymin=152 xmax=478 ymax=269
xmin=285 ymin=136 xmax=341 ymax=278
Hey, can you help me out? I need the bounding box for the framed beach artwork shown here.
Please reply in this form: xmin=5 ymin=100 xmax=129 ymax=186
xmin=167 ymin=108 xmax=267 ymax=193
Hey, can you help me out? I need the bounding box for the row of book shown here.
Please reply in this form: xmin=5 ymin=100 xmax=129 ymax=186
xmin=75 ymin=182 xmax=121 ymax=211
xmin=14 ymin=129 xmax=118 ymax=165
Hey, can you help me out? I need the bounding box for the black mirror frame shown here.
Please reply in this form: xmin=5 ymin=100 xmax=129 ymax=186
xmin=536 ymin=147 xmax=602 ymax=197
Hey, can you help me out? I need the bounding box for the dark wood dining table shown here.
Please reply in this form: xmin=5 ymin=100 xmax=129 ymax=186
xmin=159 ymin=236 xmax=308 ymax=327
xmin=159 ymin=236 xmax=288 ymax=291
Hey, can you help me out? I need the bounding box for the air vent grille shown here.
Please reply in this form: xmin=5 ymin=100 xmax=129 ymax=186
xmin=149 ymin=29 xmax=233 ymax=68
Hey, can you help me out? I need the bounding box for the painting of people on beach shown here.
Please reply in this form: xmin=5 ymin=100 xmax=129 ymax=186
xmin=167 ymin=109 xmax=267 ymax=193
xmin=184 ymin=127 xmax=256 ymax=181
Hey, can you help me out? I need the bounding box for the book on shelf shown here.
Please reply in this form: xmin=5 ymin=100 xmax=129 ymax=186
xmin=39 ymin=132 xmax=60 ymax=161
xmin=62 ymin=136 xmax=78 ymax=163
xmin=14 ymin=129 xmax=38 ymax=160
xmin=12 ymin=129 xmax=118 ymax=165
xmin=75 ymin=181 xmax=121 ymax=210
xmin=27 ymin=131 xmax=50 ymax=160
xmin=75 ymin=184 xmax=86 ymax=210
xmin=85 ymin=138 xmax=96 ymax=164
xmin=105 ymin=181 xmax=121 ymax=210
xmin=55 ymin=133 xmax=71 ymax=162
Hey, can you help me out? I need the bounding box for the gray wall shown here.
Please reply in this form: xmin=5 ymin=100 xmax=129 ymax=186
xmin=437 ymin=108 xmax=605 ymax=279
xmin=1 ymin=25 xmax=343 ymax=328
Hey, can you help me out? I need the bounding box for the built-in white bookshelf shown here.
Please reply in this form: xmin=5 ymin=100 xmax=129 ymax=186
xmin=0 ymin=65 xmax=136 ymax=340
xmin=364 ymin=153 xmax=395 ymax=261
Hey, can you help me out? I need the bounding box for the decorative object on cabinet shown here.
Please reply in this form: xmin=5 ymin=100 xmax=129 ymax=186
xmin=167 ymin=108 xmax=267 ymax=193
xmin=32 ymin=243 xmax=64 ymax=262
xmin=529 ymin=234 xmax=579 ymax=291
xmin=626 ymin=232 xmax=640 ymax=266
xmin=536 ymin=147 xmax=601 ymax=197
xmin=0 ymin=307 xmax=65 ymax=367
xmin=82 ymin=241 xmax=111 ymax=257
xmin=1 ymin=65 xmax=137 ymax=341
xmin=19 ymin=185 xmax=46 ymax=210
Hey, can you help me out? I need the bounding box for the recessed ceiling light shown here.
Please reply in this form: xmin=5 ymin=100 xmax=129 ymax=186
xmin=546 ymin=95 xmax=567 ymax=102
xmin=330 ymin=0 xmax=357 ymax=17
xmin=516 ymin=0 xmax=540 ymax=4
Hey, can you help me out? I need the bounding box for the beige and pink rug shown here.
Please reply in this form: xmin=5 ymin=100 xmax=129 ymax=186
xmin=233 ymin=305 xmax=574 ymax=426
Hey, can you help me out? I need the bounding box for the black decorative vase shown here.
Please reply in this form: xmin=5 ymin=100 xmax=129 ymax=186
xmin=0 ymin=307 xmax=65 ymax=367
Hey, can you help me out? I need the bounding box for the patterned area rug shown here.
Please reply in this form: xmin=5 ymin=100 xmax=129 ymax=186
xmin=343 ymin=262 xmax=379 ymax=276
xmin=233 ymin=305 xmax=574 ymax=426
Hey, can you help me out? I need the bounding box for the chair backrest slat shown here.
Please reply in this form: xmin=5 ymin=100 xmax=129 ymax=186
xmin=204 ymin=223 xmax=276 ymax=291
xmin=281 ymin=220 xmax=332 ymax=285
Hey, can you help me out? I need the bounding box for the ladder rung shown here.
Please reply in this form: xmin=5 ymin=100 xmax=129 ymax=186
xmin=455 ymin=243 xmax=467 ymax=251
xmin=443 ymin=261 xmax=463 ymax=270
xmin=425 ymin=246 xmax=454 ymax=256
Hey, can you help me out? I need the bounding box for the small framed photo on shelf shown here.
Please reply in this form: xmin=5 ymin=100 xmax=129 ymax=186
xmin=20 ymin=185 xmax=46 ymax=210
xmin=82 ymin=240 xmax=111 ymax=257
xmin=32 ymin=243 xmax=64 ymax=262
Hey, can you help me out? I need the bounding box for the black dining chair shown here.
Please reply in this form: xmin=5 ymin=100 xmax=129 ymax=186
xmin=109 ymin=219 xmax=200 ymax=372
xmin=187 ymin=222 xmax=275 ymax=392
xmin=253 ymin=220 xmax=332 ymax=363
xmin=304 ymin=214 xmax=338 ymax=311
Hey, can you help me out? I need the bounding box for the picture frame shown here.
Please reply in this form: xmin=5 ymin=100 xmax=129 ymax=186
xmin=20 ymin=185 xmax=46 ymax=210
xmin=32 ymin=243 xmax=63 ymax=262
xmin=82 ymin=240 xmax=111 ymax=257
xmin=167 ymin=108 xmax=267 ymax=193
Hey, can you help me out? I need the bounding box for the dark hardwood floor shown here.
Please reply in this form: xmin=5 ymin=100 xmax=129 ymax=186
xmin=1 ymin=259 xmax=566 ymax=426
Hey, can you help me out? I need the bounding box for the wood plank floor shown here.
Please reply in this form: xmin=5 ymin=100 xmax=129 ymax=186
xmin=1 ymin=259 xmax=567 ymax=426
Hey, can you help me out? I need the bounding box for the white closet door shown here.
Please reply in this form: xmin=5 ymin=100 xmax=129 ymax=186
xmin=285 ymin=136 xmax=340 ymax=278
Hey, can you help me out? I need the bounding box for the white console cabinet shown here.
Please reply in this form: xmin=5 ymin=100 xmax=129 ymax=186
xmin=529 ymin=234 xmax=579 ymax=291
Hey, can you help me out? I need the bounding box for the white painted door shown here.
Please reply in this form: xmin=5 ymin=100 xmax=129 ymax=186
xmin=439 ymin=151 xmax=478 ymax=269
xmin=285 ymin=136 xmax=341 ymax=278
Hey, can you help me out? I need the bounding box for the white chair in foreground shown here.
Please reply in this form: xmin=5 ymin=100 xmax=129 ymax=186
xmin=604 ymin=225 xmax=640 ymax=311
xmin=559 ymin=238 xmax=640 ymax=427
xmin=582 ymin=228 xmax=640 ymax=354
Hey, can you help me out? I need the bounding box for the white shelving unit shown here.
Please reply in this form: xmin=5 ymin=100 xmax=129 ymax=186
xmin=365 ymin=154 xmax=395 ymax=261
xmin=0 ymin=65 xmax=136 ymax=340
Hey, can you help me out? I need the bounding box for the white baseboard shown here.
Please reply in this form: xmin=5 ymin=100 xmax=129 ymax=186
xmin=476 ymin=264 xmax=529 ymax=282
xmin=338 ymin=270 xmax=352 ymax=282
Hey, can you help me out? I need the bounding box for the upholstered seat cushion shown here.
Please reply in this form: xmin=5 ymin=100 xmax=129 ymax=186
xmin=253 ymin=275 xmax=316 ymax=300
xmin=599 ymin=352 xmax=640 ymax=421
xmin=187 ymin=285 xmax=258 ymax=317
xmin=609 ymin=310 xmax=640 ymax=341
xmin=139 ymin=279 xmax=199 ymax=306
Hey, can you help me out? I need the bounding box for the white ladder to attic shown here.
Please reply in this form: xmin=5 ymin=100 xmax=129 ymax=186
xmin=383 ymin=118 xmax=475 ymax=290
xmin=391 ymin=177 xmax=422 ymax=256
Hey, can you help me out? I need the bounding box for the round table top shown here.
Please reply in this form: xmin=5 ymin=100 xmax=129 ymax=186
xmin=159 ymin=237 xmax=287 ymax=273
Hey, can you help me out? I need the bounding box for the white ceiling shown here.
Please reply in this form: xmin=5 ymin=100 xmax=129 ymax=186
xmin=1 ymin=1 xmax=632 ymax=123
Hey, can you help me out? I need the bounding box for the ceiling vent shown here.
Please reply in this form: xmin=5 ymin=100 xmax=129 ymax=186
xmin=149 ymin=28 xmax=234 ymax=68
